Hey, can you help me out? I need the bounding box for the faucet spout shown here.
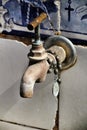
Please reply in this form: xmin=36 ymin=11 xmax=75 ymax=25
xmin=20 ymin=60 xmax=49 ymax=98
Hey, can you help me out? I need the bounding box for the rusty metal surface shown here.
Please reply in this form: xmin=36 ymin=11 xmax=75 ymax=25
xmin=20 ymin=60 xmax=49 ymax=98
xmin=47 ymin=45 xmax=66 ymax=63
xmin=27 ymin=13 xmax=47 ymax=31
xmin=45 ymin=35 xmax=77 ymax=70
xmin=29 ymin=44 xmax=48 ymax=61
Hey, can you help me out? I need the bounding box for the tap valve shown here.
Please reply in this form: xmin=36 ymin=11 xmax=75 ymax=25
xmin=27 ymin=12 xmax=47 ymax=31
xmin=45 ymin=35 xmax=77 ymax=97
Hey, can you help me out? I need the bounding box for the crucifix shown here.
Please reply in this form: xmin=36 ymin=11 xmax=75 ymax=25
xmin=65 ymin=0 xmax=74 ymax=22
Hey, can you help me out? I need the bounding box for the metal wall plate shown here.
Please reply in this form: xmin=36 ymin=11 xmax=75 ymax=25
xmin=45 ymin=35 xmax=77 ymax=70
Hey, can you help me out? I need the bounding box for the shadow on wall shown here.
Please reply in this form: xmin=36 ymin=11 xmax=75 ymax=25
xmin=0 ymin=79 xmax=21 ymax=118
xmin=70 ymin=117 xmax=87 ymax=130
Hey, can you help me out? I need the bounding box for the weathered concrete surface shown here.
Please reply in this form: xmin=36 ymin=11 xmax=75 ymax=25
xmin=0 ymin=38 xmax=57 ymax=130
xmin=0 ymin=121 xmax=38 ymax=130
xmin=59 ymin=46 xmax=87 ymax=130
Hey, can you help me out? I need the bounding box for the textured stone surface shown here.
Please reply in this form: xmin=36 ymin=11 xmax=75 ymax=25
xmin=59 ymin=46 xmax=87 ymax=130
xmin=0 ymin=121 xmax=38 ymax=130
xmin=0 ymin=38 xmax=57 ymax=130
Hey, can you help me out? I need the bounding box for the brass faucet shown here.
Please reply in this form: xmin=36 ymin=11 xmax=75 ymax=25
xmin=20 ymin=12 xmax=50 ymax=98
xmin=20 ymin=12 xmax=77 ymax=98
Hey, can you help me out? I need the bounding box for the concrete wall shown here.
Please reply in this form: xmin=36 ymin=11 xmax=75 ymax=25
xmin=59 ymin=46 xmax=87 ymax=130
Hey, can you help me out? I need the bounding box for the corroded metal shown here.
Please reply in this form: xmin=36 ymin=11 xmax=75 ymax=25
xmin=27 ymin=12 xmax=47 ymax=30
xmin=21 ymin=35 xmax=77 ymax=98
xmin=20 ymin=60 xmax=49 ymax=98
xmin=20 ymin=10 xmax=49 ymax=98
xmin=20 ymin=50 xmax=58 ymax=98
xmin=45 ymin=35 xmax=77 ymax=70
xmin=21 ymin=6 xmax=77 ymax=98
xmin=47 ymin=46 xmax=66 ymax=63
xmin=28 ymin=43 xmax=48 ymax=61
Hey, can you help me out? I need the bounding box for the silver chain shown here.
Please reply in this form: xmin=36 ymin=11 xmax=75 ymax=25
xmin=52 ymin=60 xmax=61 ymax=97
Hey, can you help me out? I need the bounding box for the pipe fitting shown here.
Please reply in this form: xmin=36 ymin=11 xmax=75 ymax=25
xmin=45 ymin=35 xmax=77 ymax=70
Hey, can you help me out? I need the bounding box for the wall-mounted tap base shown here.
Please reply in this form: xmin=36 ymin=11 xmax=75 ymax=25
xmin=29 ymin=43 xmax=48 ymax=61
xmin=45 ymin=35 xmax=77 ymax=70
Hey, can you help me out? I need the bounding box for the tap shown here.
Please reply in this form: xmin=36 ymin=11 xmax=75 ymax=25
xmin=20 ymin=11 xmax=49 ymax=98
xmin=20 ymin=60 xmax=49 ymax=98
xmin=20 ymin=9 xmax=77 ymax=98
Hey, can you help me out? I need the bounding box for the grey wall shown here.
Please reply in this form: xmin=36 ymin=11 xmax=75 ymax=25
xmin=59 ymin=46 xmax=87 ymax=130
